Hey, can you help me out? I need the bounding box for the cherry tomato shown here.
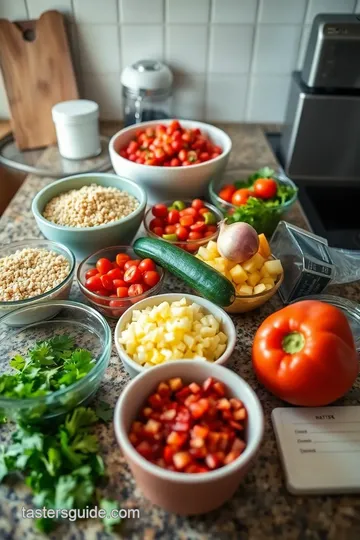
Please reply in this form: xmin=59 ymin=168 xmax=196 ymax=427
xmin=218 ymin=184 xmax=236 ymax=203
xmin=231 ymin=188 xmax=252 ymax=206
xmin=85 ymin=274 xmax=102 ymax=291
xmin=165 ymin=225 xmax=177 ymax=234
xmin=100 ymin=274 xmax=114 ymax=291
xmin=198 ymin=207 xmax=210 ymax=216
xmin=188 ymin=231 xmax=203 ymax=240
xmin=180 ymin=215 xmax=194 ymax=227
xmin=191 ymin=199 xmax=204 ymax=210
xmin=94 ymin=288 xmax=109 ymax=297
xmin=116 ymin=286 xmax=129 ymax=298
xmin=149 ymin=217 xmax=165 ymax=231
xmin=113 ymin=279 xmax=126 ymax=288
xmin=85 ymin=268 xmax=99 ymax=280
xmin=170 ymin=157 xmax=181 ymax=167
xmin=124 ymin=265 xmax=142 ymax=284
xmin=206 ymin=225 xmax=218 ymax=232
xmin=152 ymin=204 xmax=168 ymax=218
xmin=253 ymin=178 xmax=277 ymax=199
xmin=110 ymin=299 xmax=127 ymax=308
xmin=178 ymin=149 xmax=187 ymax=162
xmin=128 ymin=284 xmax=145 ymax=297
xmin=124 ymin=259 xmax=140 ymax=271
xmin=180 ymin=207 xmax=197 ymax=217
xmin=190 ymin=221 xmax=206 ymax=232
xmin=138 ymin=258 xmax=156 ymax=273
xmin=106 ymin=267 xmax=123 ymax=280
xmin=153 ymin=226 xmax=164 ymax=236
xmin=115 ymin=253 xmax=131 ymax=268
xmin=143 ymin=271 xmax=161 ymax=288
xmin=96 ymin=258 xmax=113 ymax=275
xmin=167 ymin=209 xmax=180 ymax=225
xmin=176 ymin=226 xmax=189 ymax=241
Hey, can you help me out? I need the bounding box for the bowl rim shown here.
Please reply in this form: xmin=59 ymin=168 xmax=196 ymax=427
xmin=0 ymin=239 xmax=76 ymax=307
xmin=209 ymin=169 xmax=298 ymax=213
xmin=0 ymin=300 xmax=111 ymax=405
xmin=31 ymin=173 xmax=147 ymax=232
xmin=114 ymin=292 xmax=237 ymax=375
xmin=109 ymin=118 xmax=232 ymax=171
xmin=143 ymin=199 xmax=224 ymax=246
xmin=113 ymin=360 xmax=264 ymax=483
xmin=77 ymin=245 xmax=166 ymax=302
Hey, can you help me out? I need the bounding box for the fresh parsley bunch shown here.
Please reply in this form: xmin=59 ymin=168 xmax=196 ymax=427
xmin=0 ymin=407 xmax=120 ymax=533
xmin=0 ymin=335 xmax=95 ymax=400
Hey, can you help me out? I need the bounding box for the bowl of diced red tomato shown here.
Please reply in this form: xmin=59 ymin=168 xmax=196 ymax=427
xmin=77 ymin=246 xmax=164 ymax=319
xmin=144 ymin=198 xmax=223 ymax=253
xmin=109 ymin=119 xmax=232 ymax=204
xmin=114 ymin=360 xmax=264 ymax=515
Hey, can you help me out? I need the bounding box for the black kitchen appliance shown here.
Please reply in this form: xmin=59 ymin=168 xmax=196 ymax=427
xmin=273 ymin=13 xmax=360 ymax=250
xmin=280 ymin=14 xmax=360 ymax=182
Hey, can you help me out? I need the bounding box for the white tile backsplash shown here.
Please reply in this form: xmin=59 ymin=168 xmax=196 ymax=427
xmin=247 ymin=75 xmax=291 ymax=122
xmin=166 ymin=0 xmax=210 ymax=23
xmin=77 ymin=24 xmax=120 ymax=74
xmin=121 ymin=25 xmax=163 ymax=67
xmin=253 ymin=25 xmax=302 ymax=74
xmin=258 ymin=0 xmax=307 ymax=24
xmin=73 ymin=0 xmax=118 ymax=24
xmin=211 ymin=0 xmax=258 ymax=24
xmin=209 ymin=25 xmax=254 ymax=74
xmin=206 ymin=74 xmax=248 ymax=121
xmin=0 ymin=0 xmax=354 ymax=123
xmin=172 ymin=73 xmax=206 ymax=119
xmin=0 ymin=0 xmax=27 ymax=19
xmin=82 ymin=73 xmax=123 ymax=120
xmin=306 ymin=0 xmax=356 ymax=24
xmin=119 ymin=0 xmax=163 ymax=23
xmin=166 ymin=25 xmax=208 ymax=73
xmin=27 ymin=0 xmax=72 ymax=18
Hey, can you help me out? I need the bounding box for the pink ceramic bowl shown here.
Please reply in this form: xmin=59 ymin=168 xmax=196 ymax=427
xmin=114 ymin=360 xmax=264 ymax=515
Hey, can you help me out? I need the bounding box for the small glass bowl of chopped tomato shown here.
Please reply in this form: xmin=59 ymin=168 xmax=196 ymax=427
xmin=143 ymin=199 xmax=224 ymax=253
xmin=77 ymin=246 xmax=165 ymax=319
xmin=114 ymin=359 xmax=264 ymax=515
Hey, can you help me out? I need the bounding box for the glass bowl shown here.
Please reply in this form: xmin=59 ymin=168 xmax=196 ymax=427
xmin=0 ymin=239 xmax=75 ymax=324
xmin=77 ymin=246 xmax=165 ymax=319
xmin=143 ymin=199 xmax=224 ymax=253
xmin=224 ymin=271 xmax=284 ymax=314
xmin=0 ymin=300 xmax=111 ymax=423
xmin=208 ymin=169 xmax=298 ymax=237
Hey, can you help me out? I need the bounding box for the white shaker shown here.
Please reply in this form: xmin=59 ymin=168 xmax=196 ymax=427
xmin=52 ymin=100 xmax=101 ymax=160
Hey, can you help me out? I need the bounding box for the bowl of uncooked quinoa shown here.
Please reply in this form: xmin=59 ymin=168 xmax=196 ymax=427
xmin=0 ymin=239 xmax=75 ymax=324
xmin=32 ymin=173 xmax=147 ymax=259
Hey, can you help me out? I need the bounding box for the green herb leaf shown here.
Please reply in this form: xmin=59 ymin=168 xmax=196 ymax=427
xmin=95 ymin=400 xmax=113 ymax=423
xmin=10 ymin=355 xmax=26 ymax=371
xmin=100 ymin=498 xmax=122 ymax=533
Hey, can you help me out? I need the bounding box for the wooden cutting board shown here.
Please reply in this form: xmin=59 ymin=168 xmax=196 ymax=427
xmin=0 ymin=10 xmax=79 ymax=150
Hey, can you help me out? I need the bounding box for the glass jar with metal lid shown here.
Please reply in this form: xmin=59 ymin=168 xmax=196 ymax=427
xmin=121 ymin=60 xmax=173 ymax=126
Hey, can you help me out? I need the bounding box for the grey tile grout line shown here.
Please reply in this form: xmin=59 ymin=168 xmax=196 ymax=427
xmin=163 ymin=0 xmax=166 ymax=65
xmin=244 ymin=0 xmax=261 ymax=122
xmin=296 ymin=0 xmax=311 ymax=68
xmin=24 ymin=0 xmax=30 ymax=19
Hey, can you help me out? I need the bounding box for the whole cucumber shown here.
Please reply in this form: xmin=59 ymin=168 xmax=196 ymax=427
xmin=133 ymin=237 xmax=235 ymax=307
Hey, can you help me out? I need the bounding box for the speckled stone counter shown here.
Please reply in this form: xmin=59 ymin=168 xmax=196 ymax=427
xmin=0 ymin=124 xmax=360 ymax=540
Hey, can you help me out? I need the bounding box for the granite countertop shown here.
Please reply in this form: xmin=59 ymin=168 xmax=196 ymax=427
xmin=0 ymin=123 xmax=360 ymax=540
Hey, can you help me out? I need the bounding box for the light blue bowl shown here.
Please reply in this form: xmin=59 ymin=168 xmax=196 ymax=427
xmin=32 ymin=173 xmax=147 ymax=260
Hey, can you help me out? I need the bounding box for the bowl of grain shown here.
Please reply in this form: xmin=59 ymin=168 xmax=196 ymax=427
xmin=32 ymin=173 xmax=147 ymax=259
xmin=0 ymin=239 xmax=75 ymax=325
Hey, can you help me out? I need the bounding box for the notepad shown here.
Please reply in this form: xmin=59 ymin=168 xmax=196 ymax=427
xmin=272 ymin=406 xmax=360 ymax=494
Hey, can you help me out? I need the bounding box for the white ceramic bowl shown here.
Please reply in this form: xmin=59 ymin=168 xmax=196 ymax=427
xmin=114 ymin=360 xmax=264 ymax=514
xmin=114 ymin=293 xmax=236 ymax=378
xmin=109 ymin=119 xmax=232 ymax=204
